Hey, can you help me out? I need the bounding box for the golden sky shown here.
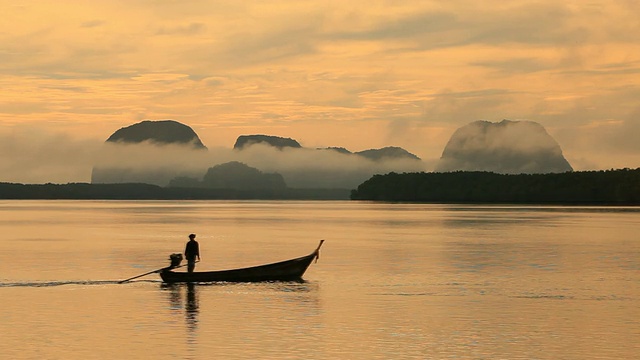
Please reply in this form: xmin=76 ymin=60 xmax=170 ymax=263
xmin=1 ymin=0 xmax=639 ymax=182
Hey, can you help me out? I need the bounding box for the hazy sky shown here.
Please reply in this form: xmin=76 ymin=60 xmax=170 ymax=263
xmin=1 ymin=1 xmax=639 ymax=183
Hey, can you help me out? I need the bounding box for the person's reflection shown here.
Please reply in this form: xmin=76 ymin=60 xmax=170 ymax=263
xmin=165 ymin=283 xmax=200 ymax=338
xmin=185 ymin=282 xmax=199 ymax=334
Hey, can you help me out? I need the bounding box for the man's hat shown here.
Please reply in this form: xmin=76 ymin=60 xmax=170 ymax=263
xmin=189 ymin=233 xmax=196 ymax=239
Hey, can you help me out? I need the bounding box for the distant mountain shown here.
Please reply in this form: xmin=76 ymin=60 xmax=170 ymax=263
xmin=169 ymin=161 xmax=287 ymax=190
xmin=234 ymin=135 xmax=301 ymax=150
xmin=92 ymin=120 xmax=207 ymax=186
xmin=106 ymin=120 xmax=207 ymax=149
xmin=91 ymin=123 xmax=424 ymax=189
xmin=319 ymin=147 xmax=352 ymax=155
xmin=355 ymin=146 xmax=421 ymax=161
xmin=236 ymin=136 xmax=421 ymax=161
xmin=318 ymin=146 xmax=421 ymax=161
xmin=435 ymin=120 xmax=572 ymax=174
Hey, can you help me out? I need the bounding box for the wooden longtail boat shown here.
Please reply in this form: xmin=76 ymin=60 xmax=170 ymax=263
xmin=159 ymin=240 xmax=324 ymax=283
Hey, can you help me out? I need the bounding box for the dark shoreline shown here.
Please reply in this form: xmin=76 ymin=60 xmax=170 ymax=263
xmin=0 ymin=182 xmax=352 ymax=200
xmin=2 ymin=168 xmax=639 ymax=204
xmin=350 ymin=168 xmax=640 ymax=205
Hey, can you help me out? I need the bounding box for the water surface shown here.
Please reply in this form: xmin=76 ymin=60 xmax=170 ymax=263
xmin=1 ymin=201 xmax=638 ymax=359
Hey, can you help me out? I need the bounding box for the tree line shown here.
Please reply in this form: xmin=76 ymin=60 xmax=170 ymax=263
xmin=2 ymin=168 xmax=638 ymax=204
xmin=350 ymin=168 xmax=640 ymax=204
xmin=0 ymin=182 xmax=350 ymax=200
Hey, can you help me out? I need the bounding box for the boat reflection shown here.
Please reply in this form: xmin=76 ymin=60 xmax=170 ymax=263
xmin=162 ymin=280 xmax=321 ymax=333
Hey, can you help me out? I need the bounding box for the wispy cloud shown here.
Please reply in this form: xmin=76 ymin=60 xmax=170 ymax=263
xmin=0 ymin=0 xmax=638 ymax=175
xmin=80 ymin=20 xmax=104 ymax=28
xmin=156 ymin=23 xmax=206 ymax=36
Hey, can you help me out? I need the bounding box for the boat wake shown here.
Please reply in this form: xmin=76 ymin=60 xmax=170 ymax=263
xmin=0 ymin=279 xmax=159 ymax=288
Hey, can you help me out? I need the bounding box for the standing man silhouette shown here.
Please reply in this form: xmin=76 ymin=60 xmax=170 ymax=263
xmin=184 ymin=233 xmax=200 ymax=273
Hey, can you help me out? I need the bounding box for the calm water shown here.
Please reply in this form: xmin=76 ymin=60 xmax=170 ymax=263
xmin=0 ymin=200 xmax=638 ymax=359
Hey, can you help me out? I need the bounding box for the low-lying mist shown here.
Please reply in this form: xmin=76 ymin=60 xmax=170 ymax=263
xmin=0 ymin=130 xmax=103 ymax=184
xmin=0 ymin=129 xmax=428 ymax=188
xmin=93 ymin=142 xmax=429 ymax=189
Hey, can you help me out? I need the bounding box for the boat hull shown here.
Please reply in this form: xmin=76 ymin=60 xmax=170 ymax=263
xmin=160 ymin=240 xmax=323 ymax=283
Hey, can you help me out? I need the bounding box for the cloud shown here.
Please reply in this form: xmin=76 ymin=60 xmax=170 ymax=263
xmin=329 ymin=11 xmax=459 ymax=43
xmin=156 ymin=23 xmax=206 ymax=36
xmin=80 ymin=20 xmax=105 ymax=28
xmin=0 ymin=101 xmax=54 ymax=115
xmin=207 ymin=23 xmax=322 ymax=68
xmin=471 ymin=58 xmax=554 ymax=75
xmin=554 ymin=102 xmax=640 ymax=170
xmin=0 ymin=0 xmax=639 ymax=174
xmin=325 ymin=2 xmax=591 ymax=52
xmin=420 ymin=88 xmax=515 ymax=125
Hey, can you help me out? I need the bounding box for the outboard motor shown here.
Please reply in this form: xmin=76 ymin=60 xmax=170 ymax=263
xmin=168 ymin=253 xmax=183 ymax=269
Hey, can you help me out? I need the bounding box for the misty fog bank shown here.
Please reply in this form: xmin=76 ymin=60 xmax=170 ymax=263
xmin=3 ymin=120 xmax=635 ymax=186
xmin=0 ymin=130 xmax=103 ymax=184
xmin=0 ymin=130 xmax=429 ymax=187
xmin=92 ymin=142 xmax=429 ymax=188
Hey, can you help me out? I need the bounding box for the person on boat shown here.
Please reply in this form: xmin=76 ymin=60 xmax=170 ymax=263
xmin=184 ymin=233 xmax=200 ymax=273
